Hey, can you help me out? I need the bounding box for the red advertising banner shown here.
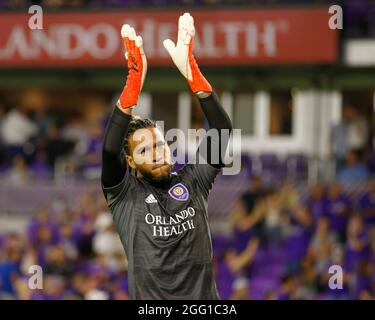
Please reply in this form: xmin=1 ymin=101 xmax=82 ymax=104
xmin=0 ymin=9 xmax=337 ymax=67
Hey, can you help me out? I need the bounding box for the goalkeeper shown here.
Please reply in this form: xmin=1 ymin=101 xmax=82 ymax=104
xmin=101 ymin=12 xmax=232 ymax=300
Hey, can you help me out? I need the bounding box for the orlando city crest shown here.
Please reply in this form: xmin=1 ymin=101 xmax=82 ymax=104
xmin=168 ymin=183 xmax=189 ymax=201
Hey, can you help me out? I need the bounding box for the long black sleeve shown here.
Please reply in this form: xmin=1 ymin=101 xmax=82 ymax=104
xmin=197 ymin=92 xmax=233 ymax=168
xmin=101 ymin=106 xmax=132 ymax=188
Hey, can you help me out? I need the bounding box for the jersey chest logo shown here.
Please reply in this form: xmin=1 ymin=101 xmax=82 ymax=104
xmin=145 ymin=194 xmax=157 ymax=204
xmin=168 ymin=183 xmax=189 ymax=201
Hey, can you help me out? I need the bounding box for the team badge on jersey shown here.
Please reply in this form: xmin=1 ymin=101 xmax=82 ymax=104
xmin=168 ymin=183 xmax=189 ymax=201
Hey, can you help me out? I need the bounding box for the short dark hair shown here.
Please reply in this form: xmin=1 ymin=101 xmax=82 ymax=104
xmin=123 ymin=116 xmax=156 ymax=155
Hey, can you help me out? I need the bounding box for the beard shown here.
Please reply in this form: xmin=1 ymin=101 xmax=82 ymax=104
xmin=138 ymin=163 xmax=173 ymax=186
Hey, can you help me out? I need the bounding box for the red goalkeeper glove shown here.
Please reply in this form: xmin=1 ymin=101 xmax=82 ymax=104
xmin=118 ymin=25 xmax=147 ymax=109
xmin=163 ymin=12 xmax=212 ymax=94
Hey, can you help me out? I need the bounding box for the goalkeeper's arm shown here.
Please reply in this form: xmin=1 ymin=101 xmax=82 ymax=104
xmin=163 ymin=12 xmax=232 ymax=168
xmin=101 ymin=25 xmax=146 ymax=188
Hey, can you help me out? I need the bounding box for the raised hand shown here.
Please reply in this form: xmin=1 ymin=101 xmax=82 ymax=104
xmin=163 ymin=12 xmax=212 ymax=94
xmin=118 ymin=25 xmax=147 ymax=110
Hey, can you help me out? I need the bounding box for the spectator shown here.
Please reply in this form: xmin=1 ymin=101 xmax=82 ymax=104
xmin=283 ymin=204 xmax=313 ymax=274
xmin=44 ymin=125 xmax=75 ymax=169
xmin=345 ymin=104 xmax=369 ymax=159
xmin=261 ymin=191 xmax=286 ymax=249
xmin=297 ymin=257 xmax=318 ymax=299
xmin=27 ymin=207 xmax=50 ymax=246
xmin=5 ymin=154 xmax=31 ymax=185
xmin=359 ymin=289 xmax=374 ymax=300
xmin=80 ymin=122 xmax=103 ymax=179
xmin=30 ymin=151 xmax=51 ymax=180
xmin=58 ymin=223 xmax=78 ymax=261
xmin=230 ymin=277 xmax=251 ymax=300
xmin=279 ymin=180 xmax=300 ymax=212
xmin=306 ymin=184 xmax=327 ymax=224
xmin=331 ymin=107 xmax=351 ymax=171
xmin=44 ymin=245 xmax=76 ymax=278
xmin=61 ymin=114 xmax=88 ymax=156
xmin=32 ymin=106 xmax=52 ymax=139
xmin=216 ymin=237 xmax=258 ymax=299
xmin=112 ymin=285 xmax=129 ymax=300
xmin=230 ymin=175 xmax=265 ymax=251
xmin=277 ymin=274 xmax=297 ymax=300
xmin=74 ymin=217 xmax=95 ymax=260
xmin=324 ymin=182 xmax=352 ymax=242
xmin=32 ymin=275 xmax=70 ymax=300
xmin=1 ymin=106 xmax=37 ymax=162
xmin=358 ymin=180 xmax=375 ymax=227
xmin=93 ymin=212 xmax=125 ymax=272
xmin=0 ymin=233 xmax=23 ymax=297
xmin=306 ymin=216 xmax=338 ymax=276
xmin=84 ymin=286 xmax=110 ymax=300
xmin=338 ymin=150 xmax=370 ymax=183
xmin=350 ymin=261 xmax=373 ymax=299
xmin=331 ymin=104 xmax=369 ymax=172
xmin=13 ymin=276 xmax=33 ymax=300
xmin=239 ymin=175 xmax=265 ymax=213
xmin=225 ymin=237 xmax=259 ymax=276
xmin=344 ymin=215 xmax=370 ymax=273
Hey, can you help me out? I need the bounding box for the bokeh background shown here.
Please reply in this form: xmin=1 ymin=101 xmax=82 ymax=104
xmin=0 ymin=0 xmax=374 ymax=300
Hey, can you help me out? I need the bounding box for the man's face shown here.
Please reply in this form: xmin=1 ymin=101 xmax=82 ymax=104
xmin=126 ymin=127 xmax=172 ymax=182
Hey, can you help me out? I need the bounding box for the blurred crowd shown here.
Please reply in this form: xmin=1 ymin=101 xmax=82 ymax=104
xmin=0 ymin=103 xmax=106 ymax=184
xmin=1 ymin=99 xmax=374 ymax=185
xmin=0 ymin=191 xmax=129 ymax=300
xmin=330 ymin=104 xmax=374 ymax=184
xmin=0 ymin=175 xmax=374 ymax=299
xmin=215 ymin=176 xmax=375 ymax=300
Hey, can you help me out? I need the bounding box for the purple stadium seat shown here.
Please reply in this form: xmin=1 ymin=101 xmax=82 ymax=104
xmin=212 ymin=234 xmax=231 ymax=261
xmin=284 ymin=229 xmax=311 ymax=261
xmin=241 ymin=154 xmax=253 ymax=178
xmin=216 ymin=262 xmax=235 ymax=300
xmin=259 ymin=153 xmax=279 ymax=170
xmin=250 ymin=276 xmax=279 ymax=298
xmin=259 ymin=153 xmax=285 ymax=184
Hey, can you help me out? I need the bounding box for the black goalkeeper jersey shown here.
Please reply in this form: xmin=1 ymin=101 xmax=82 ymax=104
xmin=102 ymin=163 xmax=221 ymax=300
xmin=101 ymin=92 xmax=232 ymax=300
